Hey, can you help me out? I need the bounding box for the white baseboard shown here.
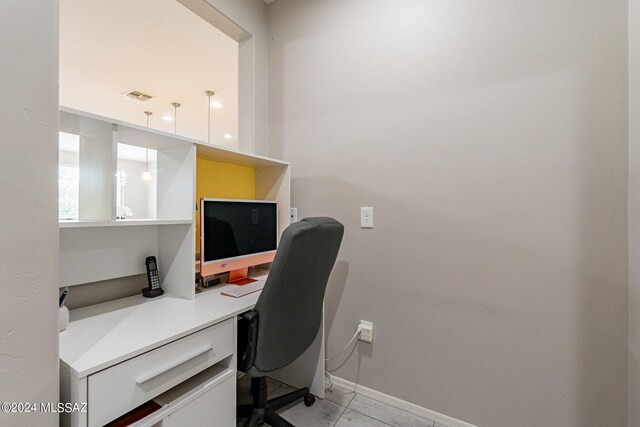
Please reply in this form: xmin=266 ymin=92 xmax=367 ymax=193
xmin=330 ymin=376 xmax=477 ymax=427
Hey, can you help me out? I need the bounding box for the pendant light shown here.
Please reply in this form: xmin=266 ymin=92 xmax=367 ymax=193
xmin=142 ymin=111 xmax=152 ymax=181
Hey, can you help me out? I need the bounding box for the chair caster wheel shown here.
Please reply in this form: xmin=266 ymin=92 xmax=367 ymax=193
xmin=304 ymin=393 xmax=316 ymax=407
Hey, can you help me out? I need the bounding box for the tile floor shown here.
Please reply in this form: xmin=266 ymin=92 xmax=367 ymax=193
xmin=237 ymin=375 xmax=448 ymax=427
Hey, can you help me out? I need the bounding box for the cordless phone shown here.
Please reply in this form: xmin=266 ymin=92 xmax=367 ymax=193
xmin=142 ymin=256 xmax=164 ymax=298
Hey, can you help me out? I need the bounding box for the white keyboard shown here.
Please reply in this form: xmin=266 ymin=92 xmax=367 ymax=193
xmin=221 ymin=280 xmax=265 ymax=298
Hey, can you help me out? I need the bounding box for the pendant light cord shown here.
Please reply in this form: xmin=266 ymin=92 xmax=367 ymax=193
xmin=205 ymin=90 xmax=214 ymax=144
xmin=143 ymin=111 xmax=152 ymax=174
xmin=171 ymin=102 xmax=180 ymax=135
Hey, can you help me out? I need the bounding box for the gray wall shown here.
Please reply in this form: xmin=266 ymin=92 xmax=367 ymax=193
xmin=268 ymin=1 xmax=628 ymax=426
xmin=630 ymin=0 xmax=640 ymax=425
xmin=0 ymin=1 xmax=60 ymax=426
xmin=64 ymin=275 xmax=146 ymax=311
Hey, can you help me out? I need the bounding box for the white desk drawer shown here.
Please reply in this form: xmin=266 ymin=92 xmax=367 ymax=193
xmin=163 ymin=370 xmax=235 ymax=427
xmin=88 ymin=319 xmax=233 ymax=427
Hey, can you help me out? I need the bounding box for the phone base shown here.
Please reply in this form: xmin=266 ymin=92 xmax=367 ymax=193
xmin=142 ymin=288 xmax=164 ymax=298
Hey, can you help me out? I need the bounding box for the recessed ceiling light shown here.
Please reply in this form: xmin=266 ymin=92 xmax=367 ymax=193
xmin=210 ymin=101 xmax=222 ymax=108
xmin=162 ymin=115 xmax=174 ymax=121
xmin=224 ymin=133 xmax=232 ymax=139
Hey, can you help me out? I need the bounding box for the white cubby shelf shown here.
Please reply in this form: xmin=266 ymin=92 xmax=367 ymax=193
xmin=59 ymin=219 xmax=194 ymax=228
xmin=58 ymin=108 xmax=290 ymax=301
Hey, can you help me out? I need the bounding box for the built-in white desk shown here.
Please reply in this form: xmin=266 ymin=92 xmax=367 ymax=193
xmin=57 ymin=109 xmax=298 ymax=426
xmin=59 ymin=278 xmax=325 ymax=427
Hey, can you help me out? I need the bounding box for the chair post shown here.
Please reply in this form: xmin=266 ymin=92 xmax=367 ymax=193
xmin=250 ymin=376 xmax=268 ymax=409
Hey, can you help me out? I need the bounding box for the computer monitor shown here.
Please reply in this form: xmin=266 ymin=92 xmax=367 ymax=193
xmin=200 ymin=198 xmax=278 ymax=283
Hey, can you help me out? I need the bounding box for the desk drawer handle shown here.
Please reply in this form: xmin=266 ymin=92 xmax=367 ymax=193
xmin=136 ymin=345 xmax=214 ymax=386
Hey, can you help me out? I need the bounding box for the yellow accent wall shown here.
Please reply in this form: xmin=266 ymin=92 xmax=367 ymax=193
xmin=196 ymin=158 xmax=256 ymax=256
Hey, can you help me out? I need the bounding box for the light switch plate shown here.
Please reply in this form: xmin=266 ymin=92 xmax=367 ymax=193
xmin=290 ymin=208 xmax=298 ymax=224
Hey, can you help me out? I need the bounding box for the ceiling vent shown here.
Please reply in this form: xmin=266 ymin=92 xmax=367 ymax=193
xmin=123 ymin=90 xmax=153 ymax=102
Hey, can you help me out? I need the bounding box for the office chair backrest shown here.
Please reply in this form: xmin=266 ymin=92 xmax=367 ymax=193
xmin=253 ymin=217 xmax=344 ymax=372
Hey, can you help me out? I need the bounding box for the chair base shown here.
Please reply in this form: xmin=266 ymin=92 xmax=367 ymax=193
xmin=238 ymin=376 xmax=315 ymax=427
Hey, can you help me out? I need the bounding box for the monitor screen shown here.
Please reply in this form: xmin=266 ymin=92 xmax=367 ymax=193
xmin=201 ymin=199 xmax=277 ymax=263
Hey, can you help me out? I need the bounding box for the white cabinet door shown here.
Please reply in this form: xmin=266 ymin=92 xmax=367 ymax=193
xmin=165 ymin=373 xmax=235 ymax=427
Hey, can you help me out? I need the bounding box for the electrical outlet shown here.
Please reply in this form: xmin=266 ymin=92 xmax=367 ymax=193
xmin=360 ymin=207 xmax=373 ymax=228
xmin=358 ymin=320 xmax=374 ymax=343
xmin=290 ymin=207 xmax=298 ymax=224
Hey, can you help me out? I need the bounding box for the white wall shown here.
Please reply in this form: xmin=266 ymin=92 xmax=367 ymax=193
xmin=268 ymin=1 xmax=628 ymax=426
xmin=0 ymin=1 xmax=60 ymax=426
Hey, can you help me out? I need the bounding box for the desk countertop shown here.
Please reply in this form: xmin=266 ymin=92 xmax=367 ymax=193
xmin=59 ymin=282 xmax=262 ymax=378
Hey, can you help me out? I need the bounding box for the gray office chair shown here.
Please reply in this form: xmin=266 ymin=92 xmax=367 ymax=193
xmin=236 ymin=217 xmax=344 ymax=427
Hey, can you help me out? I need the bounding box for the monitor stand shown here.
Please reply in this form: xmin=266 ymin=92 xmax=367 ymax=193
xmin=228 ymin=267 xmax=257 ymax=286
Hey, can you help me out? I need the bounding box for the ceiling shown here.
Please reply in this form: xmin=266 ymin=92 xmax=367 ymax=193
xmin=59 ymin=0 xmax=239 ymax=148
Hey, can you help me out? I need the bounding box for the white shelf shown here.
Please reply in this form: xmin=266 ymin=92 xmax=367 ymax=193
xmin=59 ymin=219 xmax=193 ymax=228
xmin=58 ymin=109 xmax=288 ymax=301
xmin=61 ymin=106 xmax=289 ymax=168
xmin=196 ymin=142 xmax=289 ymax=168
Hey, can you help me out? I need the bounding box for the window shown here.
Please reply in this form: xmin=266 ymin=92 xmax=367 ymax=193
xmin=59 ymin=132 xmax=80 ymax=220
xmin=115 ymin=169 xmax=133 ymax=219
xmin=59 ymin=164 xmax=79 ymax=220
